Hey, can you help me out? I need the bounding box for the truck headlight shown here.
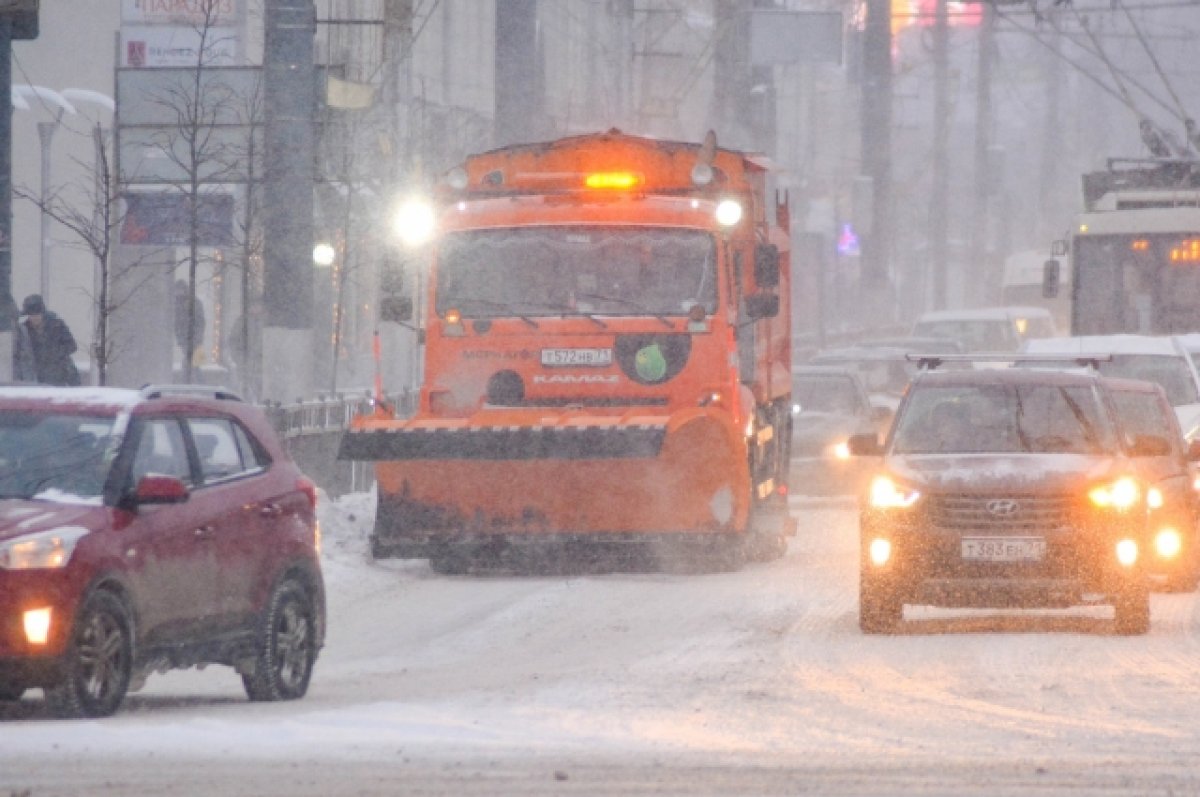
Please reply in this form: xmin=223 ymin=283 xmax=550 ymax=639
xmin=0 ymin=527 xmax=90 ymax=570
xmin=869 ymin=475 xmax=921 ymax=509
xmin=1155 ymin=528 xmax=1182 ymax=559
xmin=1089 ymin=477 xmax=1140 ymax=510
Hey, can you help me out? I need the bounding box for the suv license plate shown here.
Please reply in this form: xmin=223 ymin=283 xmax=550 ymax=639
xmin=541 ymin=348 xmax=613 ymax=367
xmin=961 ymin=537 xmax=1047 ymax=562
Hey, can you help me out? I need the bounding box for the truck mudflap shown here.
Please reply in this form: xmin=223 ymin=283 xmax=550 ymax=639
xmin=341 ymin=407 xmax=753 ymax=551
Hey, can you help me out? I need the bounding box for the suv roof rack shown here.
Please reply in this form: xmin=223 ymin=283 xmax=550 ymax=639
xmin=139 ymin=384 xmax=244 ymax=402
xmin=908 ymin=353 xmax=1114 ymax=371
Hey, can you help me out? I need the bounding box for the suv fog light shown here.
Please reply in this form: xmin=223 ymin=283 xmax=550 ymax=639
xmin=1155 ymin=528 xmax=1182 ymax=559
xmin=831 ymin=441 xmax=851 ymax=461
xmin=869 ymin=538 xmax=892 ymax=566
xmin=23 ymin=607 xmax=52 ymax=645
xmin=1116 ymin=539 xmax=1139 ymax=567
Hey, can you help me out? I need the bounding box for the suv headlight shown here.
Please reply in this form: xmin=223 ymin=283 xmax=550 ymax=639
xmin=869 ymin=475 xmax=921 ymax=509
xmin=1088 ymin=477 xmax=1140 ymax=510
xmin=0 ymin=527 xmax=90 ymax=570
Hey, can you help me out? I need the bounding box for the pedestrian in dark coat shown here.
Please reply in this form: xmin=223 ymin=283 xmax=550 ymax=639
xmin=21 ymin=294 xmax=81 ymax=386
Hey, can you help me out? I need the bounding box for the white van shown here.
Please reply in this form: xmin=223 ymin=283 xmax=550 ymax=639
xmin=912 ymin=306 xmax=1058 ymax=353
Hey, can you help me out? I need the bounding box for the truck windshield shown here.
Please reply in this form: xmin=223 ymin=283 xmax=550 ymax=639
xmin=435 ymin=227 xmax=718 ymax=319
xmin=1074 ymin=233 xmax=1200 ymax=335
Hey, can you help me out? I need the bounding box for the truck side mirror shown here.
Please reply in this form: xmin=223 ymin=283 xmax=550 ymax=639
xmin=1042 ymin=259 xmax=1060 ymax=299
xmin=1051 ymin=239 xmax=1068 ymax=257
xmin=754 ymin=243 xmax=780 ymax=288
xmin=380 ymin=295 xmax=413 ymax=324
xmin=847 ymin=433 xmax=883 ymax=456
xmin=744 ymin=293 xmax=779 ymax=320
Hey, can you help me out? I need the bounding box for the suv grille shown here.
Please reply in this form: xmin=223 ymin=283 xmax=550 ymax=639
xmin=928 ymin=494 xmax=1073 ymax=531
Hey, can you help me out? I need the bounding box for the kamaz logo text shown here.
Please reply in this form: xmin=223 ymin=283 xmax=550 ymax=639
xmin=532 ymin=374 xmax=621 ymax=384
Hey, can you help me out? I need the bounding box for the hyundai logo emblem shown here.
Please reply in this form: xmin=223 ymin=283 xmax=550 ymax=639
xmin=986 ymin=498 xmax=1019 ymax=517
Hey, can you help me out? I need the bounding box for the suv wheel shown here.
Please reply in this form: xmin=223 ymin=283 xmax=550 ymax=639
xmin=46 ymin=591 xmax=133 ymax=719
xmin=1113 ymin=585 xmax=1151 ymax=635
xmin=243 ymin=579 xmax=316 ymax=701
xmin=860 ymin=573 xmax=903 ymax=634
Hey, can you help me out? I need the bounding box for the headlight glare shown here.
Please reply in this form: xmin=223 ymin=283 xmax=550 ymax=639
xmin=1147 ymin=487 xmax=1164 ymax=509
xmin=1116 ymin=538 xmax=1139 ymax=567
xmin=869 ymin=538 xmax=892 ymax=566
xmin=869 ymin=475 xmax=920 ymax=509
xmin=1155 ymin=528 xmax=1182 ymax=559
xmin=1089 ymin=477 xmax=1140 ymax=510
xmin=23 ymin=607 xmax=52 ymax=645
xmin=831 ymin=441 xmax=852 ymax=461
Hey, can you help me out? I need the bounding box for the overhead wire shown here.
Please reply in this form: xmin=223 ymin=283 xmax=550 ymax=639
xmin=1116 ymin=0 xmax=1191 ymax=123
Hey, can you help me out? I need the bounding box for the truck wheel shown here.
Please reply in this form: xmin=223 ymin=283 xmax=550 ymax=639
xmin=243 ymin=579 xmax=317 ymax=701
xmin=45 ymin=591 xmax=134 ymax=719
xmin=429 ymin=552 xmax=470 ymax=575
xmin=1113 ymin=586 xmax=1151 ymax=635
xmin=860 ymin=574 xmax=903 ymax=634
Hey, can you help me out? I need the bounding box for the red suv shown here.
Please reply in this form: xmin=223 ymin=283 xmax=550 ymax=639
xmin=0 ymin=385 xmax=325 ymax=717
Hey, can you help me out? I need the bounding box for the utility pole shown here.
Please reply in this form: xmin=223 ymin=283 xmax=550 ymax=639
xmin=262 ymin=0 xmax=317 ymax=402
xmin=969 ymin=2 xmax=995 ymax=306
xmin=860 ymin=0 xmax=893 ymax=320
xmin=382 ymin=0 xmax=412 ymax=184
xmin=930 ymin=0 xmax=949 ymax=310
xmin=0 ymin=1 xmax=37 ymax=382
xmin=494 ymin=0 xmax=543 ymax=147
xmin=1037 ymin=22 xmax=1062 ymax=245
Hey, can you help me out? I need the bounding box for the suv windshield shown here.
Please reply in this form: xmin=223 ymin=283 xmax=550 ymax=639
xmin=0 ymin=410 xmax=118 ymax=501
xmin=793 ymin=375 xmax=864 ymax=414
xmin=436 ymin=227 xmax=718 ymax=318
xmin=912 ymin=319 xmax=1016 ymax=352
xmin=892 ymin=383 xmax=1117 ymax=455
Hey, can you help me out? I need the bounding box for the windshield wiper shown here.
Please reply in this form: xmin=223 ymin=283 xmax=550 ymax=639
xmin=539 ymin=300 xmax=607 ymax=329
xmin=449 ymin=297 xmax=539 ymax=328
xmin=574 ymin=292 xmax=674 ymax=329
xmin=1058 ymin=388 xmax=1101 ymax=452
xmin=1013 ymin=388 xmax=1032 ymax=452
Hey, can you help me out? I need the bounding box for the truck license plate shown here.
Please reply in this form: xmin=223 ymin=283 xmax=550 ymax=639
xmin=541 ymin=348 xmax=613 ymax=367
xmin=961 ymin=537 xmax=1047 ymax=562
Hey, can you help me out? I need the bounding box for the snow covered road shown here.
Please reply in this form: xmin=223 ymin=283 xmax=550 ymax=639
xmin=4 ymin=491 xmax=1200 ymax=796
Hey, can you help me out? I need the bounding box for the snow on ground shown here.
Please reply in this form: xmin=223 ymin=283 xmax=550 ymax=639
xmin=4 ymin=489 xmax=1200 ymax=795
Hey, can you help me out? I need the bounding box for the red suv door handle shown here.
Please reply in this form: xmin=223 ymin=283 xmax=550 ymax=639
xmin=194 ymin=525 xmax=214 ymax=539
xmin=259 ymin=503 xmax=283 ymax=519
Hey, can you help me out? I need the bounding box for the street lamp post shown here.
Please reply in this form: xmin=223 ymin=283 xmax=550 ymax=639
xmin=36 ymin=115 xmax=57 ymax=301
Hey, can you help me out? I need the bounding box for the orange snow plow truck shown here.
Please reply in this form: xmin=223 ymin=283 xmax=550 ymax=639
xmin=340 ymin=130 xmax=795 ymax=571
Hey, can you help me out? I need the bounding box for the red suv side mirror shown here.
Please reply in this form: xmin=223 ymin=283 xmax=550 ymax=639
xmin=1188 ymin=439 xmax=1200 ymax=462
xmin=133 ymin=475 xmax=190 ymax=505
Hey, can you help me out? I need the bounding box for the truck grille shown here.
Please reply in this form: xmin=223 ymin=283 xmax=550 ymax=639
xmin=928 ymin=494 xmax=1073 ymax=532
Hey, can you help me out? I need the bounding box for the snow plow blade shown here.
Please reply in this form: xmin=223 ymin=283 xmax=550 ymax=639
xmin=338 ymin=408 xmax=752 ymax=557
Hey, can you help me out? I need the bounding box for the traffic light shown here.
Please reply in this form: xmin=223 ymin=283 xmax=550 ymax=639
xmin=0 ymin=0 xmax=38 ymax=40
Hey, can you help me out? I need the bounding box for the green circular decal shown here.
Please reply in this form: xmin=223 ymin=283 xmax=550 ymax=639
xmin=635 ymin=343 xmax=668 ymax=382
